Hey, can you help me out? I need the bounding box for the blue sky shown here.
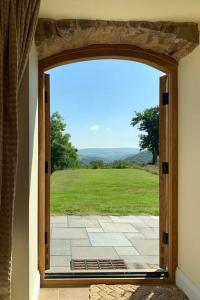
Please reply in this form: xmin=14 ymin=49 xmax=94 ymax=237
xmin=48 ymin=59 xmax=163 ymax=149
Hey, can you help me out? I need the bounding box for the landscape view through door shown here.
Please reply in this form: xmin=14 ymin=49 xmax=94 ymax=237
xmin=43 ymin=59 xmax=169 ymax=277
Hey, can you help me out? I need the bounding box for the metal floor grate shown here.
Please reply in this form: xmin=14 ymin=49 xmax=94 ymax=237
xmin=71 ymin=259 xmax=127 ymax=270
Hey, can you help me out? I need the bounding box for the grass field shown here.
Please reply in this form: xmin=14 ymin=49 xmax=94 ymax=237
xmin=51 ymin=168 xmax=159 ymax=216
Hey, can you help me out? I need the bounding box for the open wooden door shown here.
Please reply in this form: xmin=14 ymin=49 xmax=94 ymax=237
xmin=159 ymin=75 xmax=169 ymax=270
xmin=44 ymin=73 xmax=51 ymax=270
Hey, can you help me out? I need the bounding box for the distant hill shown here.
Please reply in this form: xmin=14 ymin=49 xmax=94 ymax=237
xmin=78 ymin=148 xmax=139 ymax=164
xmin=125 ymin=150 xmax=153 ymax=165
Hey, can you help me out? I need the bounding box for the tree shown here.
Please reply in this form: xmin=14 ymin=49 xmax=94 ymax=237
xmin=51 ymin=112 xmax=79 ymax=172
xmin=131 ymin=106 xmax=159 ymax=165
xmin=112 ymin=160 xmax=128 ymax=169
xmin=90 ymin=160 xmax=104 ymax=169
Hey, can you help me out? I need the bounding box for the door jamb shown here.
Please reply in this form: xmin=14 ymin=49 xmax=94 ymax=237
xmin=38 ymin=44 xmax=178 ymax=287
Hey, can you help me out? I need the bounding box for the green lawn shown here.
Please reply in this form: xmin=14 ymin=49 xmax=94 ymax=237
xmin=51 ymin=168 xmax=159 ymax=216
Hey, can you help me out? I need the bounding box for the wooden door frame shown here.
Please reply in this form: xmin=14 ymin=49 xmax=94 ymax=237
xmin=38 ymin=44 xmax=178 ymax=287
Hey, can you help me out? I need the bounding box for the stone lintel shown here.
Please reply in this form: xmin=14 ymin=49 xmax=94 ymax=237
xmin=35 ymin=19 xmax=199 ymax=61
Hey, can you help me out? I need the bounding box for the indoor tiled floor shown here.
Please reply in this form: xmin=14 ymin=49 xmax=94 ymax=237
xmin=39 ymin=288 xmax=89 ymax=300
xmin=48 ymin=215 xmax=159 ymax=272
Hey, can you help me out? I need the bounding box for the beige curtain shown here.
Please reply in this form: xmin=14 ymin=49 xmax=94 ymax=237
xmin=0 ymin=1 xmax=40 ymax=299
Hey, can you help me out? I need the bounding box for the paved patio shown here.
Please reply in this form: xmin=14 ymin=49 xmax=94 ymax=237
xmin=48 ymin=215 xmax=159 ymax=273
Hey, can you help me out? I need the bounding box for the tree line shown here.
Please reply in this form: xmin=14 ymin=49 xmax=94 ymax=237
xmin=51 ymin=106 xmax=159 ymax=173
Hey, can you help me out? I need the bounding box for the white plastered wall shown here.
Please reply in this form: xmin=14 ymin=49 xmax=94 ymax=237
xmin=29 ymin=42 xmax=39 ymax=300
xmin=10 ymin=25 xmax=200 ymax=300
xmin=11 ymin=43 xmax=39 ymax=300
xmin=39 ymin=0 xmax=200 ymax=22
xmin=177 ymin=42 xmax=200 ymax=298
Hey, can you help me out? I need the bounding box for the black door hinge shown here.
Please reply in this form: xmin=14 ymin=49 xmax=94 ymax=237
xmin=45 ymin=161 xmax=48 ymax=173
xmin=162 ymin=92 xmax=169 ymax=105
xmin=162 ymin=232 xmax=169 ymax=245
xmin=45 ymin=232 xmax=48 ymax=244
xmin=45 ymin=90 xmax=48 ymax=103
xmin=162 ymin=162 xmax=169 ymax=174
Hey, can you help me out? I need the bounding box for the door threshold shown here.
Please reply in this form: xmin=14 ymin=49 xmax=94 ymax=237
xmin=45 ymin=270 xmax=168 ymax=279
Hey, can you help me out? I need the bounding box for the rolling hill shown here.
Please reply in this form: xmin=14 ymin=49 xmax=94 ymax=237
xmin=125 ymin=150 xmax=153 ymax=165
xmin=78 ymin=148 xmax=139 ymax=164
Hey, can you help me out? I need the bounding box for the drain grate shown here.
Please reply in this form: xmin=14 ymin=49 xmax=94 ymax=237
xmin=71 ymin=259 xmax=127 ymax=270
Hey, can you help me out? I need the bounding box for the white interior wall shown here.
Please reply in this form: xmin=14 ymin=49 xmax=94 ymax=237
xmin=39 ymin=0 xmax=200 ymax=22
xmin=10 ymin=24 xmax=200 ymax=300
xmin=29 ymin=43 xmax=39 ymax=300
xmin=177 ymin=43 xmax=200 ymax=296
xmin=11 ymin=43 xmax=39 ymax=300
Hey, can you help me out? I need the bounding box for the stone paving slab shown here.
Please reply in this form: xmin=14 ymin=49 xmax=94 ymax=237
xmin=139 ymin=227 xmax=159 ymax=239
xmin=68 ymin=215 xmax=111 ymax=221
xmin=110 ymin=216 xmax=147 ymax=226
xmin=121 ymin=255 xmax=159 ymax=265
xmin=68 ymin=218 xmax=100 ymax=228
xmin=47 ymin=266 xmax=71 ymax=273
xmin=100 ymin=222 xmax=138 ymax=233
xmin=51 ymin=240 xmax=71 ymax=255
xmin=86 ymin=227 xmax=104 ymax=233
xmin=51 ymin=216 xmax=68 ymax=224
xmin=88 ymin=233 xmax=132 ymax=247
xmin=51 ymin=227 xmax=88 ymax=239
xmin=51 ymin=255 xmax=71 ymax=267
xmin=52 ymin=223 xmax=69 ymax=228
xmin=95 ymin=216 xmax=112 ymax=221
xmin=131 ymin=239 xmax=159 ymax=255
xmin=138 ymin=216 xmax=159 ymax=227
xmin=125 ymin=232 xmax=145 ymax=241
xmin=49 ymin=215 xmax=159 ymax=272
xmin=114 ymin=246 xmax=139 ymax=256
xmin=71 ymin=239 xmax=91 ymax=246
xmin=71 ymin=246 xmax=119 ymax=259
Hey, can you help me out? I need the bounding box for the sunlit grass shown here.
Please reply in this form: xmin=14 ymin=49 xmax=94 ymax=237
xmin=51 ymin=168 xmax=159 ymax=216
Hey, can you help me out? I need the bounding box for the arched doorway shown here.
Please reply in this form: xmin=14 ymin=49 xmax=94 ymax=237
xmin=38 ymin=45 xmax=177 ymax=286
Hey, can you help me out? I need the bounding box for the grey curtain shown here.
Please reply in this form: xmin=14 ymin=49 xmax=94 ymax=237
xmin=0 ymin=1 xmax=40 ymax=299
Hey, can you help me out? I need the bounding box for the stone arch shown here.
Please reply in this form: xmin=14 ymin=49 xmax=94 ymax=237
xmin=35 ymin=19 xmax=199 ymax=61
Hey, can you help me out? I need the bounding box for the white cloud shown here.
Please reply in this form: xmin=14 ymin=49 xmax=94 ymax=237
xmin=90 ymin=125 xmax=100 ymax=131
xmin=105 ymin=127 xmax=111 ymax=132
